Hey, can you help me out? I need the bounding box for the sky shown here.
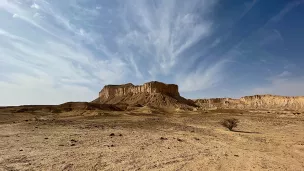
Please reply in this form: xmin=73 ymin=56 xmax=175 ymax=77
xmin=1 ymin=0 xmax=304 ymax=105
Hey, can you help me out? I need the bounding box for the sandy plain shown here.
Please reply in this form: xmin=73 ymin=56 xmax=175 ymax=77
xmin=0 ymin=106 xmax=303 ymax=171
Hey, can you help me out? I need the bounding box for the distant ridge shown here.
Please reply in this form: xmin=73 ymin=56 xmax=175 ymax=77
xmin=194 ymin=94 xmax=304 ymax=110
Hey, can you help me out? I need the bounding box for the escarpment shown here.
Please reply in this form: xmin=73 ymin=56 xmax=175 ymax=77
xmin=93 ymin=81 xmax=304 ymax=111
xmin=194 ymin=95 xmax=304 ymax=110
xmin=99 ymin=81 xmax=180 ymax=100
xmin=95 ymin=81 xmax=196 ymax=109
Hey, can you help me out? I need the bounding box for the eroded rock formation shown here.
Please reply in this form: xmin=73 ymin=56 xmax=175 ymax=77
xmin=99 ymin=81 xmax=180 ymax=100
xmin=195 ymin=94 xmax=304 ymax=110
xmin=95 ymin=81 xmax=196 ymax=109
xmin=95 ymin=81 xmax=304 ymax=111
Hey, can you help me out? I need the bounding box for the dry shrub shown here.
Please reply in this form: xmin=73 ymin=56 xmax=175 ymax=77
xmin=221 ymin=118 xmax=239 ymax=131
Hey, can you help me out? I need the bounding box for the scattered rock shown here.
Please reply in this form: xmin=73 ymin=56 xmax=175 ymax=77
xmin=44 ymin=137 xmax=48 ymax=140
xmin=234 ymin=154 xmax=239 ymax=157
xmin=109 ymin=133 xmax=115 ymax=136
xmin=111 ymin=144 xmax=115 ymax=147
xmin=177 ymin=138 xmax=183 ymax=142
xmin=59 ymin=144 xmax=64 ymax=146
xmin=70 ymin=139 xmax=77 ymax=142
xmin=160 ymin=137 xmax=168 ymax=140
xmin=194 ymin=137 xmax=200 ymax=140
xmin=63 ymin=164 xmax=74 ymax=170
xmin=70 ymin=144 xmax=76 ymax=146
xmin=19 ymin=149 xmax=23 ymax=151
xmin=119 ymin=134 xmax=123 ymax=136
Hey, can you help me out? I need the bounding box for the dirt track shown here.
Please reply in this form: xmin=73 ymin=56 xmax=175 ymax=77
xmin=0 ymin=108 xmax=303 ymax=171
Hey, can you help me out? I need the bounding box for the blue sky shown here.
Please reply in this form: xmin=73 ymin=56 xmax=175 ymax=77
xmin=1 ymin=0 xmax=304 ymax=105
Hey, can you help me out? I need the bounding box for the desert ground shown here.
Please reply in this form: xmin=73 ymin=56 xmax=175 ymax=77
xmin=0 ymin=106 xmax=303 ymax=171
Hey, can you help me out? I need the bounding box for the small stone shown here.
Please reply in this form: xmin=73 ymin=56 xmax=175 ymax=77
xmin=160 ymin=137 xmax=168 ymax=140
xmin=109 ymin=133 xmax=115 ymax=136
xmin=70 ymin=144 xmax=76 ymax=146
xmin=177 ymin=138 xmax=183 ymax=142
xmin=44 ymin=137 xmax=48 ymax=140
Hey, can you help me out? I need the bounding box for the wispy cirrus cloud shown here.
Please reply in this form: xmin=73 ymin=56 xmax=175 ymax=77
xmin=250 ymin=71 xmax=304 ymax=96
xmin=0 ymin=0 xmax=222 ymax=105
xmin=1 ymin=0 xmax=303 ymax=105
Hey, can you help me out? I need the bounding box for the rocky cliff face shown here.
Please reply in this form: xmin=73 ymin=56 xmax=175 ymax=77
xmin=99 ymin=81 xmax=180 ymax=101
xmin=96 ymin=82 xmax=304 ymax=110
xmin=96 ymin=81 xmax=196 ymax=109
xmin=195 ymin=95 xmax=304 ymax=110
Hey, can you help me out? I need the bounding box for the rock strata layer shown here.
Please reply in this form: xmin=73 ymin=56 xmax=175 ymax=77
xmin=99 ymin=81 xmax=180 ymax=100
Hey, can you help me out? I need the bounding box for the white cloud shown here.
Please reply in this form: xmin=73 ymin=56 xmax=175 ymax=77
xmin=0 ymin=0 xmax=133 ymax=105
xmin=270 ymin=1 xmax=303 ymax=23
xmin=0 ymin=75 xmax=96 ymax=105
xmin=260 ymin=29 xmax=284 ymax=46
xmin=277 ymin=71 xmax=291 ymax=78
xmin=249 ymin=71 xmax=304 ymax=96
xmin=251 ymin=78 xmax=304 ymax=96
xmin=0 ymin=0 xmax=226 ymax=105
xmin=178 ymin=59 xmax=228 ymax=92
xmin=31 ymin=3 xmax=40 ymax=9
xmin=116 ymin=0 xmax=217 ymax=76
xmin=211 ymin=38 xmax=221 ymax=48
xmin=33 ymin=12 xmax=41 ymax=18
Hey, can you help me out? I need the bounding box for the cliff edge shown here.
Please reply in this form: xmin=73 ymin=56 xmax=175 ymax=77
xmin=94 ymin=81 xmax=195 ymax=109
xmin=195 ymin=94 xmax=304 ymax=110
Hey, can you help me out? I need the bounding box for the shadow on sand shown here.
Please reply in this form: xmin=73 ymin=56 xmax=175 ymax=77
xmin=232 ymin=130 xmax=261 ymax=134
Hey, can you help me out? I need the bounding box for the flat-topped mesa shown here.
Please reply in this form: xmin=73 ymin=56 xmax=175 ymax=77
xmin=99 ymin=81 xmax=180 ymax=100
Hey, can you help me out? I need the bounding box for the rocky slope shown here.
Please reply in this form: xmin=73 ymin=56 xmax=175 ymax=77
xmin=195 ymin=94 xmax=304 ymax=110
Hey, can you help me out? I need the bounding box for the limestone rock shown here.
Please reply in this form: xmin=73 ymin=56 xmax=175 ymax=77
xmin=99 ymin=81 xmax=180 ymax=100
xmin=195 ymin=94 xmax=304 ymax=110
xmin=95 ymin=81 xmax=196 ymax=109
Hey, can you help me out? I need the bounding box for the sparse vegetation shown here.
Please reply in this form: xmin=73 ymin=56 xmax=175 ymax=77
xmin=221 ymin=118 xmax=239 ymax=131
